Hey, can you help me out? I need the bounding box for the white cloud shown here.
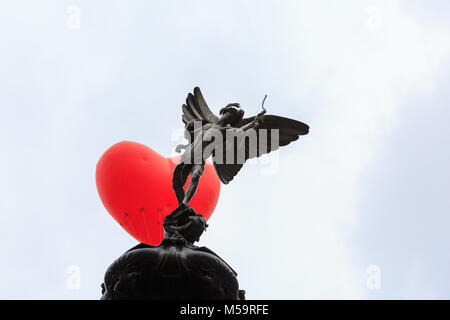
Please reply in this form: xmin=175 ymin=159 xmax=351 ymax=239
xmin=204 ymin=0 xmax=450 ymax=299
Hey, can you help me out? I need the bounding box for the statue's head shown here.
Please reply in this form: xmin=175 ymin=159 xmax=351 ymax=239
xmin=219 ymin=103 xmax=245 ymax=126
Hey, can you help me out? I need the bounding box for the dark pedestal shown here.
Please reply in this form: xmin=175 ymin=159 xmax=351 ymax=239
xmin=101 ymin=204 xmax=245 ymax=300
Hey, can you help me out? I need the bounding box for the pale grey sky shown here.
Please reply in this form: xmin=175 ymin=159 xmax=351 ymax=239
xmin=0 ymin=0 xmax=449 ymax=299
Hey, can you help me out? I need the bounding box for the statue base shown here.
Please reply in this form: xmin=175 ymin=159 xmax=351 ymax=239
xmin=101 ymin=204 xmax=245 ymax=300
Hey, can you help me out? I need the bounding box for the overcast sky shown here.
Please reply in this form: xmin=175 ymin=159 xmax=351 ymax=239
xmin=0 ymin=0 xmax=449 ymax=299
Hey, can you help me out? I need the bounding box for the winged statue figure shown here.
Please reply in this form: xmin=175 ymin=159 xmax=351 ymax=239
xmin=172 ymin=87 xmax=309 ymax=206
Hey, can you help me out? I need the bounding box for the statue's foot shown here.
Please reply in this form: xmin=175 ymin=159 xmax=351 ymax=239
xmin=163 ymin=203 xmax=207 ymax=244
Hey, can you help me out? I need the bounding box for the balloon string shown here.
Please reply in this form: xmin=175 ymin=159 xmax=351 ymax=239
xmin=159 ymin=208 xmax=164 ymax=240
xmin=125 ymin=212 xmax=137 ymax=239
xmin=141 ymin=208 xmax=151 ymax=244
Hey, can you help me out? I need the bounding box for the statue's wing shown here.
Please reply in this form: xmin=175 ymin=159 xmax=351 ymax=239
xmin=213 ymin=115 xmax=309 ymax=184
xmin=182 ymin=87 xmax=219 ymax=125
xmin=213 ymin=162 xmax=244 ymax=185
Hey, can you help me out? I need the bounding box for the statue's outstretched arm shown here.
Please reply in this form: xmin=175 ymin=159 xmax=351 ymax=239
xmin=239 ymin=108 xmax=267 ymax=132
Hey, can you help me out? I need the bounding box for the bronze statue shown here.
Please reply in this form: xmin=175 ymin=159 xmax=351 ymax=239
xmin=101 ymin=87 xmax=309 ymax=300
xmin=172 ymin=87 xmax=309 ymax=206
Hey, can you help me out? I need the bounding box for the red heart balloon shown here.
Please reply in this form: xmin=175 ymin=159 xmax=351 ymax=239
xmin=95 ymin=141 xmax=221 ymax=245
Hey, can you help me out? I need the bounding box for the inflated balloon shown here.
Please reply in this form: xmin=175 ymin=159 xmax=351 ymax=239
xmin=95 ymin=141 xmax=221 ymax=245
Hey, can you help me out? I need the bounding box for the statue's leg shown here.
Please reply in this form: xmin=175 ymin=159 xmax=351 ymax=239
xmin=182 ymin=164 xmax=205 ymax=205
xmin=172 ymin=163 xmax=189 ymax=204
